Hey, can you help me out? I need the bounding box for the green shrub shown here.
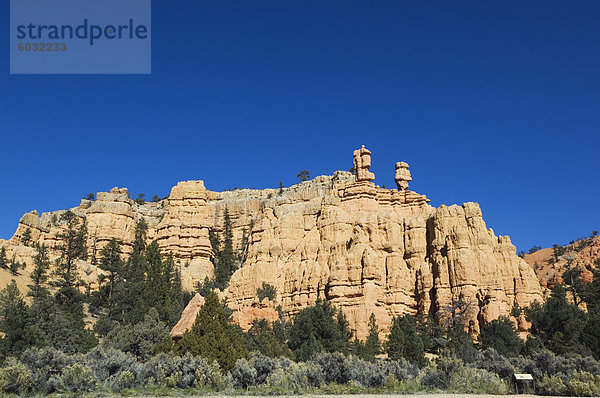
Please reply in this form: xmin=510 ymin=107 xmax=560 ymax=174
xmin=233 ymin=358 xmax=257 ymax=388
xmin=59 ymin=363 xmax=95 ymax=393
xmin=474 ymin=348 xmax=515 ymax=379
xmin=311 ymin=352 xmax=349 ymax=384
xmin=567 ymin=371 xmax=600 ymax=397
xmin=256 ymin=283 xmax=277 ymax=302
xmin=20 ymin=346 xmax=76 ymax=393
xmin=194 ymin=360 xmax=232 ymax=390
xmin=104 ymin=370 xmax=136 ymax=391
xmin=84 ymin=346 xmax=137 ymax=381
xmin=382 ymin=358 xmax=420 ymax=381
xmin=421 ymin=356 xmax=464 ymax=389
xmin=537 ymin=374 xmax=568 ymax=396
xmin=0 ymin=358 xmax=33 ymax=395
xmin=447 ymin=366 xmax=509 ymax=394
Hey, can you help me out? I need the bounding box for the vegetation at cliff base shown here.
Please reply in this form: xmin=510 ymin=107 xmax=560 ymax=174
xmin=0 ymin=219 xmax=600 ymax=396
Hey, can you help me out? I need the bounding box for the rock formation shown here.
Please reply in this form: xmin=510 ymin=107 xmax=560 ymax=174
xmin=353 ymin=145 xmax=375 ymax=182
xmin=1 ymin=146 xmax=544 ymax=339
xmin=170 ymin=293 xmax=205 ymax=341
xmin=394 ymin=162 xmax=411 ymax=191
xmin=524 ymin=235 xmax=600 ymax=289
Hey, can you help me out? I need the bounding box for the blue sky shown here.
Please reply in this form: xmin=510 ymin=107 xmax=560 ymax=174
xmin=1 ymin=1 xmax=599 ymax=251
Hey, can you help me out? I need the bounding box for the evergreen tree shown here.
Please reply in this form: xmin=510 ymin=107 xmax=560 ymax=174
xmin=174 ymin=291 xmax=247 ymax=371
xmin=297 ymin=170 xmax=310 ymax=182
xmin=278 ymin=181 xmax=284 ymax=195
xmin=525 ymin=285 xmax=589 ymax=355
xmin=213 ymin=208 xmax=238 ymax=290
xmin=288 ymin=300 xmax=351 ymax=361
xmin=362 ymin=313 xmax=381 ymax=361
xmin=9 ymin=256 xmax=21 ymax=276
xmin=197 ymin=276 xmax=217 ymax=298
xmin=246 ymin=318 xmax=294 ymax=359
xmin=51 ymin=211 xmax=96 ymax=353
xmin=479 ymin=316 xmax=524 ymax=357
xmin=0 ymin=281 xmax=36 ymax=358
xmin=256 ymin=282 xmax=277 ymax=302
xmin=416 ymin=314 xmax=446 ymax=354
xmin=562 ymin=267 xmax=586 ymax=307
xmin=96 ymin=239 xmax=123 ymax=322
xmin=385 ymin=314 xmax=426 ymax=367
xmin=0 ymin=247 xmax=7 ymax=269
xmin=54 ymin=211 xmax=87 ymax=289
xmin=28 ymin=244 xmax=51 ymax=301
xmin=21 ymin=228 xmax=32 ymax=247
xmin=133 ymin=218 xmax=148 ymax=255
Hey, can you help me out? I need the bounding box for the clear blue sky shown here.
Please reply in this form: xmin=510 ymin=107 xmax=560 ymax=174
xmin=1 ymin=1 xmax=599 ymax=251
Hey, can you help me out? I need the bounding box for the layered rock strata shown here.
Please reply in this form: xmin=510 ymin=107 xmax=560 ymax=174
xmin=1 ymin=146 xmax=544 ymax=338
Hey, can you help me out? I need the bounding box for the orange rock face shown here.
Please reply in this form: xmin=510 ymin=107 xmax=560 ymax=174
xmin=170 ymin=293 xmax=205 ymax=340
xmin=1 ymin=146 xmax=544 ymax=338
xmin=524 ymin=235 xmax=600 ymax=289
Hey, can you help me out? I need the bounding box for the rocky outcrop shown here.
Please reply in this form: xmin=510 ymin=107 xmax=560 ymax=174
xmin=224 ymin=162 xmax=542 ymax=338
xmin=2 ymin=146 xmax=544 ymax=339
xmin=170 ymin=293 xmax=205 ymax=341
xmin=154 ymin=181 xmax=216 ymax=289
xmin=524 ymin=235 xmax=600 ymax=288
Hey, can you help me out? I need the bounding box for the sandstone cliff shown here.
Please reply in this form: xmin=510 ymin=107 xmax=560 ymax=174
xmin=0 ymin=147 xmax=543 ymax=338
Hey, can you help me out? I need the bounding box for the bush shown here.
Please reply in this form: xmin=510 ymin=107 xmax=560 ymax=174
xmin=104 ymin=370 xmax=136 ymax=392
xmin=249 ymin=352 xmax=278 ymax=384
xmin=568 ymin=371 xmax=600 ymax=396
xmin=382 ymin=358 xmax=420 ymax=382
xmin=20 ymin=346 xmax=76 ymax=393
xmin=59 ymin=363 xmax=95 ymax=393
xmin=233 ymin=358 xmax=257 ymax=388
xmin=84 ymin=346 xmax=137 ymax=382
xmin=256 ymin=283 xmax=277 ymax=302
xmin=537 ymin=374 xmax=568 ymax=396
xmin=311 ymin=352 xmax=349 ymax=384
xmin=102 ymin=307 xmax=169 ymax=360
xmin=194 ymin=360 xmax=232 ymax=390
xmin=138 ymin=352 xmax=206 ymax=389
xmin=0 ymin=358 xmax=33 ymax=395
xmin=447 ymin=366 xmax=510 ymax=394
xmin=346 ymin=356 xmax=385 ymax=387
xmin=421 ymin=356 xmax=464 ymax=389
xmin=473 ymin=348 xmax=515 ymax=379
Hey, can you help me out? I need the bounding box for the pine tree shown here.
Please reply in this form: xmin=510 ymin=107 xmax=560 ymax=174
xmin=385 ymin=314 xmax=426 ymax=367
xmin=278 ymin=181 xmax=284 ymax=195
xmin=214 ymin=208 xmax=238 ymax=290
xmin=51 ymin=211 xmax=97 ymax=353
xmin=97 ymin=239 xmax=123 ymax=317
xmin=0 ymin=281 xmax=35 ymax=358
xmin=133 ymin=218 xmax=148 ymax=255
xmin=297 ymin=170 xmax=310 ymax=182
xmin=246 ymin=318 xmax=294 ymax=359
xmin=0 ymin=247 xmax=7 ymax=269
xmin=174 ymin=291 xmax=247 ymax=370
xmin=54 ymin=211 xmax=87 ymax=289
xmin=21 ymin=228 xmax=32 ymax=247
xmin=479 ymin=316 xmax=524 ymax=357
xmin=9 ymin=255 xmax=20 ymax=276
xmin=288 ymin=300 xmax=351 ymax=361
xmin=28 ymin=244 xmax=51 ymax=301
xmin=362 ymin=313 xmax=381 ymax=361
